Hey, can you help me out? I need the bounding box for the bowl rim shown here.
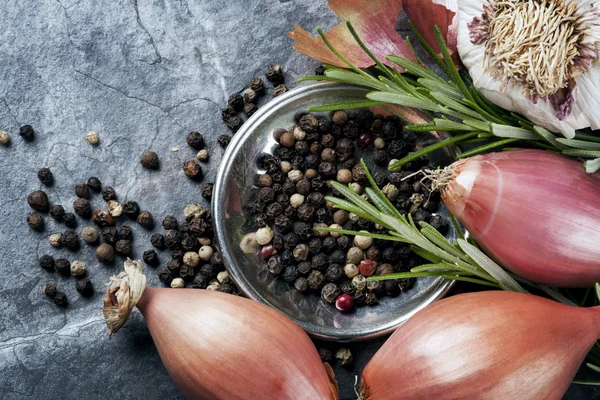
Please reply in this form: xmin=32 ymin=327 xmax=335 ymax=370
xmin=213 ymin=81 xmax=455 ymax=341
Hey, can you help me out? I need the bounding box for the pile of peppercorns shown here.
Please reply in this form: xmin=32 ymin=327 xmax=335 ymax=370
xmin=243 ymin=109 xmax=449 ymax=312
xmin=219 ymin=64 xmax=287 ymax=149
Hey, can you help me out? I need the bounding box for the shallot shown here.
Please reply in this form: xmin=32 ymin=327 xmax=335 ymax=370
xmin=360 ymin=290 xmax=600 ymax=400
xmin=439 ymin=149 xmax=600 ymax=287
xmin=102 ymin=260 xmax=338 ymax=400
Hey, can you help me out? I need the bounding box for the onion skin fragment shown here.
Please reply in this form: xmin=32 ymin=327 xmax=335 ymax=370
xmin=361 ymin=291 xmax=600 ymax=400
xmin=442 ymin=149 xmax=600 ymax=287
xmin=136 ymin=288 xmax=338 ymax=400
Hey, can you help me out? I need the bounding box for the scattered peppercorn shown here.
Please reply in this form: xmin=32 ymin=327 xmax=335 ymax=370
xmin=85 ymin=131 xmax=99 ymax=145
xmin=70 ymin=260 xmax=86 ymax=277
xmin=101 ymin=186 xmax=117 ymax=202
xmin=186 ymin=131 xmax=204 ymax=149
xmin=63 ymin=213 xmax=77 ymax=228
xmin=272 ymin=84 xmax=287 ymax=97
xmin=37 ymin=168 xmax=54 ymax=186
xmin=196 ymin=149 xmax=209 ymax=162
xmin=96 ymin=244 xmax=115 ymax=263
xmin=0 ymin=130 xmax=10 ymax=145
xmin=140 ymin=151 xmax=159 ymax=169
xmin=123 ymin=201 xmax=140 ymax=220
xmin=27 ymin=212 xmax=44 ymax=231
xmin=19 ymin=125 xmax=35 ymax=141
xmin=265 ymin=64 xmax=284 ymax=83
xmin=226 ymin=117 xmax=242 ymax=132
xmin=73 ymin=198 xmax=91 ymax=218
xmin=76 ymin=278 xmax=94 ymax=297
xmin=54 ymin=258 xmax=71 ymax=276
xmin=201 ymin=183 xmax=213 ymax=200
xmin=81 ymin=226 xmax=99 ymax=244
xmin=53 ymin=292 xmax=68 ymax=307
xmin=43 ymin=283 xmax=57 ymax=298
xmin=86 ymin=177 xmax=101 ymax=192
xmin=27 ymin=191 xmax=49 ymax=212
xmin=39 ymin=255 xmax=55 ymax=272
xmin=49 ymin=205 xmax=65 ymax=221
xmin=75 ymin=183 xmax=89 ymax=199
xmin=49 ymin=233 xmax=62 ymax=247
xmin=115 ymin=240 xmax=132 ymax=256
xmin=335 ymin=348 xmax=353 ymax=366
xmin=228 ymin=94 xmax=244 ymax=112
xmin=92 ymin=209 xmax=114 ymax=227
xmin=137 ymin=211 xmax=154 ymax=228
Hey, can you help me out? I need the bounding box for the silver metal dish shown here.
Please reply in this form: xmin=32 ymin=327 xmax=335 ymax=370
xmin=213 ymin=82 xmax=457 ymax=341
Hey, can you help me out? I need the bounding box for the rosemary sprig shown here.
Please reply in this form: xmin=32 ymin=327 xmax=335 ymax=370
xmin=302 ymin=21 xmax=600 ymax=172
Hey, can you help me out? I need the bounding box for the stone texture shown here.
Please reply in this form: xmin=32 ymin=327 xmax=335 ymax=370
xmin=0 ymin=1 xmax=598 ymax=399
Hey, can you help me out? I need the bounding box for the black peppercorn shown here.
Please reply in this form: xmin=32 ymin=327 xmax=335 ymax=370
xmin=39 ymin=255 xmax=55 ymax=272
xmin=192 ymin=275 xmax=208 ymax=289
xmin=243 ymin=102 xmax=257 ymax=117
xmin=385 ymin=280 xmax=401 ymax=297
xmin=315 ymin=65 xmax=326 ymax=76
xmin=315 ymin=208 xmax=332 ymax=224
xmin=298 ymin=114 xmax=319 ymax=133
xmin=322 ymin=238 xmax=338 ymax=255
xmin=180 ymin=265 xmax=195 ymax=281
xmin=294 ymin=222 xmax=313 ymax=241
xmin=171 ymin=248 xmax=185 ymax=261
xmin=199 ymin=263 xmax=217 ymax=279
xmin=321 ymin=133 xmax=335 ymax=148
xmin=123 ymin=201 xmax=140 ymax=220
xmin=186 ymin=131 xmax=204 ymax=149
xmin=87 ymin=177 xmax=102 ymax=192
xmin=272 ymin=235 xmax=284 ymax=251
xmin=218 ymin=283 xmax=236 ymax=294
xmin=353 ymin=290 xmax=366 ymax=307
xmin=258 ymin=187 xmax=275 ymax=204
xmin=276 ymin=193 xmax=289 ymax=206
xmin=382 ymin=247 xmax=400 ymax=264
xmin=75 ymin=183 xmax=89 ymax=199
xmin=307 ymin=270 xmax=325 ymax=290
xmin=321 ymin=283 xmax=341 ymax=303
xmin=59 ymin=213 xmax=75 ymax=229
xmin=296 ymin=178 xmax=311 ymax=196
xmin=101 ymin=227 xmax=118 ymax=245
xmin=54 ymin=258 xmax=71 ymax=276
xmin=267 ymin=255 xmax=284 ymax=275
xmin=218 ymin=134 xmax=233 ymax=148
xmin=352 ymin=164 xmax=367 ymax=185
xmin=318 ymin=347 xmax=332 ymax=364
xmin=43 ymin=283 xmax=57 ymax=298
xmin=398 ymin=278 xmax=414 ymax=292
xmin=279 ymin=250 xmax=294 ymax=267
xmin=308 ymin=238 xmax=322 ymax=254
xmin=228 ymin=93 xmax=244 ymax=112
xmin=53 ymin=292 xmax=68 ymax=307
xmin=365 ymin=292 xmax=379 ymax=306
xmin=291 ymin=155 xmax=305 ymax=170
xmin=76 ymin=279 xmax=94 ymax=297
xmin=48 ymin=205 xmax=65 ymax=222
xmin=37 ymin=168 xmax=54 ymax=186
xmin=102 ymin=186 xmax=117 ymax=201
xmin=297 ymin=204 xmax=316 ymax=222
xmin=250 ymin=77 xmax=264 ymax=92
xmin=294 ymin=276 xmax=309 ymax=292
xmin=143 ymin=249 xmax=159 ymax=266
xmin=183 ymin=160 xmax=203 ymax=180
xmin=282 ymin=265 xmax=299 ymax=283
xmin=163 ymin=229 xmax=181 ymax=249
xmin=160 ymin=215 xmax=177 ymax=231
xmin=429 ymin=214 xmax=449 ymax=235
xmin=71 ymin=198 xmax=91 ymax=219
xmin=27 ymin=190 xmax=49 ymax=212
xmin=306 ymin=192 xmax=325 ymax=208
xmin=167 ymin=258 xmax=182 ymax=275
xmin=27 ymin=212 xmax=44 ymax=231
xmin=226 ymin=116 xmax=242 ymax=132
xmin=19 ymin=125 xmax=35 ymax=141
xmin=266 ymin=202 xmax=284 ymax=219
xmin=329 ymin=249 xmax=346 ymax=265
xmin=137 ymin=211 xmax=154 ymax=228
xmin=311 ymin=253 xmax=328 ymax=271
xmin=318 ymin=162 xmax=335 ymax=177
xmin=337 ymin=235 xmax=351 ymax=250
xmin=221 ymin=106 xmax=236 ymax=122
xmin=158 ymin=269 xmax=173 ymax=286
xmin=373 ymin=149 xmax=388 ymax=166
xmin=61 ymin=230 xmax=80 ymax=250
xmin=325 ymin=264 xmax=344 ymax=282
xmin=265 ymin=64 xmax=284 ymax=83
xmin=413 ymin=210 xmax=431 ymax=224
xmin=294 ymin=140 xmax=309 ymax=156
xmin=282 ymin=232 xmax=299 ymax=251
xmin=92 ymin=209 xmax=113 ymax=227
xmin=201 ymin=183 xmax=214 ymax=200
xmin=297 ymin=261 xmax=312 ymax=275
xmin=140 ymin=151 xmax=159 ymax=169
xmin=180 ymin=232 xmax=199 ymax=251
xmin=118 ymin=225 xmax=132 ymax=240
xmin=311 ymin=176 xmax=327 ymax=192
xmin=341 ymin=120 xmax=359 ymax=139
xmin=115 ymin=239 xmax=132 ymax=256
xmin=283 ymin=205 xmax=296 ymax=219
xmin=340 ymin=281 xmax=356 ymax=296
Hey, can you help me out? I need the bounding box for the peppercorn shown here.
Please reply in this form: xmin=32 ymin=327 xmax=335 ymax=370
xmin=19 ymin=125 xmax=35 ymax=141
xmin=221 ymin=106 xmax=236 ymax=122
xmin=297 ymin=204 xmax=316 ymax=222
xmin=199 ymin=263 xmax=217 ymax=279
xmin=413 ymin=209 xmax=431 ymax=224
xmin=92 ymin=209 xmax=113 ymax=227
xmin=318 ymin=162 xmax=335 ymax=178
xmin=158 ymin=269 xmax=173 ymax=286
xmin=429 ymin=214 xmax=449 ymax=235
xmin=186 ymin=131 xmax=204 ymax=149
xmin=0 ymin=130 xmax=10 ymax=145
xmin=167 ymin=257 xmax=182 ymax=274
xmin=27 ymin=190 xmax=49 ymax=212
xmin=137 ymin=211 xmax=154 ymax=228
xmin=250 ymin=77 xmax=264 ymax=92
xmin=53 ymin=292 xmax=68 ymax=307
xmin=74 ymin=278 xmax=93 ymax=297
xmin=114 ymin=239 xmax=131 ymax=256
xmin=228 ymin=93 xmax=244 ymax=112
xmin=272 ymin=84 xmax=287 ymax=97
xmin=81 ymin=226 xmax=99 ymax=244
xmin=73 ymin=183 xmax=89 ymax=199
xmin=196 ymin=149 xmax=209 ymax=163
xmin=55 ymin=258 xmax=71 ymax=276
xmin=307 ymin=270 xmax=325 ymax=290
xmin=365 ymin=292 xmax=378 ymax=306
xmin=191 ymin=275 xmax=207 ymax=289
xmin=344 ymin=263 xmax=359 ymax=279
xmin=84 ymin=130 xmax=99 ymax=145
xmin=325 ymin=264 xmax=344 ymax=282
xmin=101 ymin=186 xmax=117 ymax=201
xmin=147 ymin=234 xmax=164 ymax=251
xmin=201 ymin=183 xmax=213 ymax=200
xmin=329 ymin=248 xmax=346 ymax=264
xmin=123 ymin=201 xmax=140 ymax=219
xmin=27 ymin=212 xmax=44 ymax=231
xmin=43 ymin=283 xmax=57 ymax=298
xmin=60 ymin=230 xmax=79 ymax=250
xmin=162 ymin=229 xmax=180 ymax=249
xmin=180 ymin=233 xmax=199 ymax=251
xmin=335 ymin=348 xmax=353 ymax=366
xmin=353 ymin=232 xmax=373 ymax=250
xmin=279 ymin=264 xmax=298 ymax=283
xmin=183 ymin=159 xmax=203 ymax=180
xmin=36 ymin=168 xmax=54 ymax=186
xmin=60 ymin=213 xmax=76 ymax=229
xmin=96 ymin=243 xmax=115 ymax=263
xmin=139 ymin=151 xmax=159 ymax=169
xmin=321 ymin=283 xmax=341 ymax=304
xmin=48 ymin=233 xmax=61 ymax=248
xmin=225 ymin=115 xmax=242 ymax=132
xmin=171 ymin=278 xmax=185 ymax=288
xmin=87 ymin=177 xmax=101 ymax=192
xmin=179 ymin=265 xmax=194 ymax=282
xmin=70 ymin=260 xmax=86 ymax=277
xmin=139 ymin=249 xmax=159 ymax=267
xmin=263 ymin=254 xmax=282 ymax=275
xmin=318 ymin=347 xmax=333 ymax=365
xmin=317 ymin=237 xmax=334 ymax=254
xmin=340 ymin=280 xmax=356 ymax=295
xmin=241 ymin=102 xmax=257 ymax=117
xmin=171 ymin=248 xmax=185 ymax=261
xmin=115 ymin=226 xmax=131 ymax=241
xmin=265 ymin=64 xmax=284 ymax=83
xmin=38 ymin=255 xmax=54 ymax=272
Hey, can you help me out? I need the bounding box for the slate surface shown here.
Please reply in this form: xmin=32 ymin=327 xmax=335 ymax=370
xmin=0 ymin=1 xmax=599 ymax=399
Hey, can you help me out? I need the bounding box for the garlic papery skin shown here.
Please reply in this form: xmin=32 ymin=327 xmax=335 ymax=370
xmin=441 ymin=150 xmax=600 ymax=287
xmin=457 ymin=0 xmax=600 ymax=138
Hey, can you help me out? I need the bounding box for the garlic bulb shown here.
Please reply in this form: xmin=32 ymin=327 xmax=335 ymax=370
xmin=457 ymin=0 xmax=600 ymax=138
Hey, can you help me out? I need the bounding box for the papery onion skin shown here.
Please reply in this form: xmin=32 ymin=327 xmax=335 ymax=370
xmin=442 ymin=149 xmax=600 ymax=287
xmin=361 ymin=291 xmax=600 ymax=400
xmin=136 ymin=288 xmax=338 ymax=400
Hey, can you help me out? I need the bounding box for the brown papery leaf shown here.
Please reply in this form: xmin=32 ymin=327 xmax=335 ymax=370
xmin=288 ymin=0 xmax=416 ymax=70
xmin=404 ymin=0 xmax=460 ymax=67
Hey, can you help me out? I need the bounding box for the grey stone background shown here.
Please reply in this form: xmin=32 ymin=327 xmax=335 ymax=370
xmin=0 ymin=0 xmax=598 ymax=399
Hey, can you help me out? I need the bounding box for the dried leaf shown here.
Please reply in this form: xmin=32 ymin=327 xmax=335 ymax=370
xmin=288 ymin=0 xmax=416 ymax=70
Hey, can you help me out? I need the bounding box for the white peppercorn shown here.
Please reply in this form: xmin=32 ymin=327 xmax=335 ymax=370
xmin=240 ymin=233 xmax=259 ymax=254
xmin=335 ymin=348 xmax=353 ymax=366
xmin=280 ymin=161 xmax=292 ymax=173
xmin=389 ymin=159 xmax=402 ymax=172
xmin=0 ymin=130 xmax=9 ymax=145
xmin=344 ymin=263 xmax=359 ymax=278
xmin=107 ymin=200 xmax=123 ymax=217
xmin=346 ymin=247 xmax=363 ymax=264
xmin=70 ymin=260 xmax=86 ymax=277
xmin=217 ymin=270 xmax=230 ymax=284
xmin=196 ymin=149 xmax=209 ymax=162
xmin=49 ymin=233 xmax=62 ymax=247
xmin=183 ymin=251 xmax=200 ymax=267
xmin=348 ymin=213 xmax=360 ymax=223
xmin=81 ymin=227 xmax=98 ymax=244
xmin=336 ymin=169 xmax=352 ymax=184
xmin=255 ymin=226 xmax=274 ymax=245
xmin=198 ymin=237 xmax=211 ymax=246
xmin=198 ymin=245 xmax=214 ymax=261
xmin=170 ymin=278 xmax=185 ymax=288
xmin=293 ymin=126 xmax=306 ymax=140
xmin=207 ymin=283 xmax=220 ymax=291
xmin=184 ymin=203 xmax=205 ymax=219
xmin=290 ymin=193 xmax=305 ymax=208
xmin=383 ymin=183 xmax=400 ymax=202
xmin=85 ymin=131 xmax=99 ymax=145
xmin=288 ymin=169 xmax=303 ymax=183
xmin=350 ymin=182 xmax=363 ymax=194
xmin=328 ymin=224 xmax=343 ymax=238
xmin=354 ymin=231 xmax=373 ymax=250
xmin=374 ymin=137 xmax=386 ymax=149
xmin=352 ymin=275 xmax=367 ymax=291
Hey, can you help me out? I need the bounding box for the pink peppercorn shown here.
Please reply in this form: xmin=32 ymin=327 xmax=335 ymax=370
xmin=359 ymin=259 xmax=377 ymax=277
xmin=357 ymin=133 xmax=373 ymax=150
xmin=261 ymin=245 xmax=277 ymax=259
xmin=335 ymin=294 xmax=354 ymax=312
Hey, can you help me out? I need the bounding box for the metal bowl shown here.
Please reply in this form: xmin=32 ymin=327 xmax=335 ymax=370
xmin=213 ymin=82 xmax=457 ymax=341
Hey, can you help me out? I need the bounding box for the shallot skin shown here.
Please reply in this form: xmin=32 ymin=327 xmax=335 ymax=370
xmin=137 ymin=288 xmax=338 ymax=400
xmin=442 ymin=149 xmax=600 ymax=287
xmin=361 ymin=291 xmax=600 ymax=400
